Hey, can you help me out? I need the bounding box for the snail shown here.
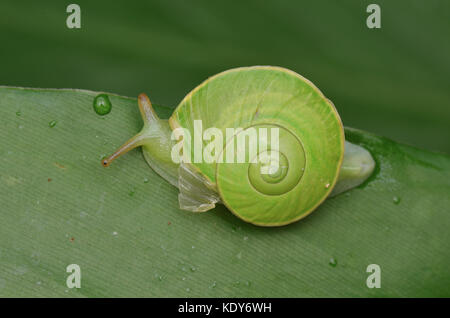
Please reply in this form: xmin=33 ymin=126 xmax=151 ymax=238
xmin=102 ymin=66 xmax=375 ymax=226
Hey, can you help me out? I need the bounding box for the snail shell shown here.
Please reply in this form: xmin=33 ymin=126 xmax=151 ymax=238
xmin=169 ymin=66 xmax=344 ymax=226
xmin=103 ymin=66 xmax=374 ymax=226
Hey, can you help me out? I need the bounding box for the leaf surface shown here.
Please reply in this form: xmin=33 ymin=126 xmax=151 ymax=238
xmin=0 ymin=87 xmax=449 ymax=297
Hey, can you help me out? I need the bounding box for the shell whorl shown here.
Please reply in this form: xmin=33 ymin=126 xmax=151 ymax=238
xmin=170 ymin=66 xmax=345 ymax=226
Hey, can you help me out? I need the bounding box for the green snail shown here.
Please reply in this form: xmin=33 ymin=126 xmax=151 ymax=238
xmin=102 ymin=66 xmax=375 ymax=226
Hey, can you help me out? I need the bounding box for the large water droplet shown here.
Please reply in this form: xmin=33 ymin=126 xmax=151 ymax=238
xmin=93 ymin=94 xmax=112 ymax=116
xmin=48 ymin=120 xmax=57 ymax=128
xmin=16 ymin=111 xmax=21 ymax=116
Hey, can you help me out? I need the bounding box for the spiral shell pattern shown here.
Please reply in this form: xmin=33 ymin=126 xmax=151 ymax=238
xmin=169 ymin=66 xmax=344 ymax=226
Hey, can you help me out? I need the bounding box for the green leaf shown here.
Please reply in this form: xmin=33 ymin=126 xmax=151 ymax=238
xmin=0 ymin=86 xmax=449 ymax=297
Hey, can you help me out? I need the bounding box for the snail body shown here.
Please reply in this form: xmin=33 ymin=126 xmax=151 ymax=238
xmin=103 ymin=66 xmax=374 ymax=226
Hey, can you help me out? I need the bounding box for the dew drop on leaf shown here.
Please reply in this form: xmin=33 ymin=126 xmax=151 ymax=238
xmin=329 ymin=257 xmax=337 ymax=267
xmin=93 ymin=94 xmax=112 ymax=116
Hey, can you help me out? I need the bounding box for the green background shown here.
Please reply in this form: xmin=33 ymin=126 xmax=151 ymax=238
xmin=0 ymin=0 xmax=449 ymax=298
xmin=1 ymin=0 xmax=449 ymax=153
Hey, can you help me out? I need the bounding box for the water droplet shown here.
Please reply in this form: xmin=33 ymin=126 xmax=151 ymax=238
xmin=48 ymin=120 xmax=57 ymax=128
xmin=18 ymin=125 xmax=23 ymax=129
xmin=232 ymin=281 xmax=240 ymax=287
xmin=80 ymin=211 xmax=88 ymax=218
xmin=190 ymin=266 xmax=197 ymax=272
xmin=236 ymin=252 xmax=242 ymax=260
xmin=93 ymin=94 xmax=112 ymax=116
xmin=186 ymin=288 xmax=191 ymax=292
xmin=36 ymin=281 xmax=42 ymax=285
xmin=243 ymin=236 xmax=248 ymax=241
xmin=191 ymin=245 xmax=195 ymax=249
xmin=112 ymin=231 xmax=118 ymax=236
xmin=245 ymin=281 xmax=252 ymax=287
xmin=143 ymin=177 xmax=149 ymax=183
xmin=210 ymin=281 xmax=217 ymax=289
xmin=16 ymin=111 xmax=21 ymax=116
xmin=393 ymin=196 xmax=401 ymax=204
xmin=329 ymin=257 xmax=337 ymax=267
xmin=182 ymin=277 xmax=186 ymax=281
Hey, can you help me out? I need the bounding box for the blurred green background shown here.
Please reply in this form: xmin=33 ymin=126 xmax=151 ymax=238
xmin=1 ymin=0 xmax=449 ymax=153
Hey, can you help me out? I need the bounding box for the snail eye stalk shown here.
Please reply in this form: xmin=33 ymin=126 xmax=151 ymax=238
xmin=101 ymin=133 xmax=147 ymax=167
xmin=101 ymin=93 xmax=159 ymax=167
